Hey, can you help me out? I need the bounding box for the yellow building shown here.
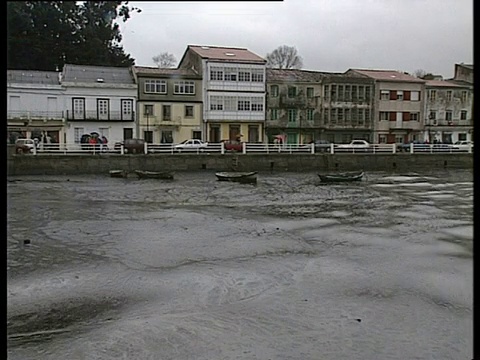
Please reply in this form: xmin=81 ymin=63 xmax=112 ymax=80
xmin=133 ymin=66 xmax=203 ymax=143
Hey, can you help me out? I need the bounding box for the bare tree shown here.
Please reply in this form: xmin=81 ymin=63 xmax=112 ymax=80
xmin=413 ymin=69 xmax=427 ymax=78
xmin=152 ymin=52 xmax=177 ymax=68
xmin=265 ymin=45 xmax=303 ymax=69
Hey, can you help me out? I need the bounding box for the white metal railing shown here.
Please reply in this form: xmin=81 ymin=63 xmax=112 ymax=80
xmin=13 ymin=142 xmax=472 ymax=155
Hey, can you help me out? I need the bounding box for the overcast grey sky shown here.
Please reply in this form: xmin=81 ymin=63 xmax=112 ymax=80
xmin=118 ymin=0 xmax=473 ymax=79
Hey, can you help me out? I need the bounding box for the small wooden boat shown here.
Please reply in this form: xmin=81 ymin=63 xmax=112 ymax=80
xmin=134 ymin=170 xmax=174 ymax=180
xmin=318 ymin=171 xmax=364 ymax=183
xmin=110 ymin=170 xmax=128 ymax=178
xmin=215 ymin=171 xmax=257 ymax=184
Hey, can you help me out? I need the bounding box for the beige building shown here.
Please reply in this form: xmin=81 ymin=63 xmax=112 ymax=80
xmin=133 ymin=66 xmax=203 ymax=143
xmin=347 ymin=69 xmax=426 ymax=144
xmin=178 ymin=45 xmax=267 ymax=143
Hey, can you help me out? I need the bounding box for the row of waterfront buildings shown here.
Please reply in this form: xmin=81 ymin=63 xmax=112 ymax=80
xmin=7 ymin=44 xmax=474 ymax=146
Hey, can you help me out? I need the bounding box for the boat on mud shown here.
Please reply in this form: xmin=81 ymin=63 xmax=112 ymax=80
xmin=215 ymin=171 xmax=257 ymax=184
xmin=318 ymin=171 xmax=364 ymax=183
xmin=134 ymin=170 xmax=174 ymax=180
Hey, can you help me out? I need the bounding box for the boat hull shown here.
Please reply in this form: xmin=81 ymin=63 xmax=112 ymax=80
xmin=215 ymin=172 xmax=257 ymax=184
xmin=318 ymin=171 xmax=364 ymax=182
xmin=110 ymin=170 xmax=128 ymax=178
xmin=134 ymin=170 xmax=174 ymax=180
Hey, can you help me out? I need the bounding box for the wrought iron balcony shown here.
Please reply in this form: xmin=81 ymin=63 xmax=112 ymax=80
xmin=8 ymin=110 xmax=65 ymax=120
xmin=66 ymin=110 xmax=135 ymax=121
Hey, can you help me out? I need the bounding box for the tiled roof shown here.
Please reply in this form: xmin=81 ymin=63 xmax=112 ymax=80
xmin=267 ymin=68 xmax=333 ymax=82
xmin=62 ymin=64 xmax=134 ymax=84
xmin=349 ymin=69 xmax=425 ymax=82
xmin=187 ymin=45 xmax=266 ymax=63
xmin=7 ymin=70 xmax=60 ymax=85
xmin=424 ymin=80 xmax=464 ymax=87
xmin=133 ymin=66 xmax=200 ymax=77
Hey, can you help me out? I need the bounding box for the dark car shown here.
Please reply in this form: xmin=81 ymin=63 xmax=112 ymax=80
xmin=114 ymin=138 xmax=147 ymax=154
xmin=222 ymin=140 xmax=243 ymax=152
xmin=305 ymin=139 xmax=332 ymax=153
xmin=398 ymin=140 xmax=430 ymax=152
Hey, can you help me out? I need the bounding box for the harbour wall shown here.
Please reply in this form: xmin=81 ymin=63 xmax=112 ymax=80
xmin=7 ymin=153 xmax=473 ymax=176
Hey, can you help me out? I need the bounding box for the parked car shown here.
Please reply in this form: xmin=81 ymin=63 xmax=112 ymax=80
xmin=336 ymin=139 xmax=370 ymax=151
xmin=15 ymin=138 xmax=37 ymax=154
xmin=174 ymin=139 xmax=208 ymax=152
xmin=222 ymin=140 xmax=243 ymax=152
xmin=305 ymin=139 xmax=332 ymax=153
xmin=114 ymin=138 xmax=148 ymax=154
xmin=398 ymin=140 xmax=430 ymax=152
xmin=451 ymin=140 xmax=474 ymax=152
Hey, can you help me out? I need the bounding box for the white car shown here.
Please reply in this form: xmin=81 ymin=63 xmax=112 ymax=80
xmin=174 ymin=139 xmax=208 ymax=152
xmin=336 ymin=139 xmax=371 ymax=151
xmin=451 ymin=140 xmax=473 ymax=152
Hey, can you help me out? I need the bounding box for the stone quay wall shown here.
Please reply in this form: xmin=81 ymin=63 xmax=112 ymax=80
xmin=7 ymin=153 xmax=473 ymax=176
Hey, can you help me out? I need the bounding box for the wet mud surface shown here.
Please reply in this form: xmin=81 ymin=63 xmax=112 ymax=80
xmin=7 ymin=169 xmax=473 ymax=359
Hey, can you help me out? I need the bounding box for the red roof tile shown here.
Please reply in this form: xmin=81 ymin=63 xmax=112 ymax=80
xmin=349 ymin=69 xmax=425 ymax=82
xmin=187 ymin=45 xmax=266 ymax=63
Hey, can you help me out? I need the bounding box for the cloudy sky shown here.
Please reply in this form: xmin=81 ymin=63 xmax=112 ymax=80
xmin=118 ymin=0 xmax=473 ymax=79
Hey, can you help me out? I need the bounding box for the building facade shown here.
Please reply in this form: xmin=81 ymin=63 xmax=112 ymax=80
xmin=7 ymin=70 xmax=65 ymax=144
xmin=133 ymin=66 xmax=203 ymax=143
xmin=424 ymin=80 xmax=473 ymax=143
xmin=347 ymin=69 xmax=426 ymax=144
xmin=178 ymin=45 xmax=267 ymax=143
xmin=61 ymin=64 xmax=137 ymax=145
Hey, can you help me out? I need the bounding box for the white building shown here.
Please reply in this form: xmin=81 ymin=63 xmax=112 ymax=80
xmin=178 ymin=45 xmax=267 ymax=142
xmin=61 ymin=64 xmax=138 ymax=145
xmin=7 ymin=70 xmax=65 ymax=144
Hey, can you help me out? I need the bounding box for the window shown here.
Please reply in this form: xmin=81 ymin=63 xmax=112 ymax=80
xmin=344 ymin=108 xmax=351 ymax=122
xmin=330 ymin=108 xmax=337 ymax=124
xmin=251 ymin=70 xmax=263 ymax=82
xmin=446 ymin=90 xmax=453 ymax=101
xmin=396 ymin=91 xmax=403 ymax=100
xmin=271 ymin=108 xmax=278 ymax=120
xmin=429 ymin=90 xmax=437 ymax=101
xmin=458 ymin=133 xmax=467 ymax=141
xmin=270 ymin=85 xmax=279 ymax=97
xmin=251 ymin=98 xmax=263 ymax=111
xmin=324 ymin=85 xmax=329 ymax=100
xmin=380 ymin=90 xmax=389 ymax=100
xmin=461 ymin=91 xmax=468 ymax=102
xmin=307 ymin=109 xmax=314 ymax=121
xmin=445 ymin=111 xmax=453 ymax=121
xmin=429 ymin=111 xmax=436 ymax=120
xmin=410 ymin=112 xmax=419 ymax=121
xmin=163 ymin=105 xmax=171 ymax=120
xmin=365 ymin=86 xmax=371 ymax=100
xmin=210 ymin=68 xmax=223 ymax=81
xmin=174 ymin=81 xmax=195 ymax=94
xmin=460 ymin=110 xmax=467 ymax=120
xmin=352 ymin=86 xmax=357 ymax=101
xmin=330 ymin=85 xmax=337 ymax=100
xmin=97 ymin=99 xmax=109 ymax=119
xmin=358 ymin=109 xmax=364 ymax=125
xmin=378 ymin=135 xmax=387 ymax=144
xmin=337 ymin=108 xmax=344 ymax=124
xmin=307 ymin=87 xmax=314 ymax=98
xmin=185 ymin=105 xmax=194 ymax=117
xmin=288 ymin=87 xmax=297 ymax=98
xmin=224 ymin=96 xmax=236 ymax=111
xmin=337 ymin=85 xmax=344 ymax=101
xmin=379 ymin=112 xmax=389 ymax=121
xmin=121 ymin=99 xmax=133 ymax=118
xmin=410 ymin=91 xmax=419 ymax=101
xmin=358 ymin=86 xmax=365 ymax=100
xmin=210 ymin=96 xmax=223 ymax=111
xmin=238 ymin=71 xmax=251 ymax=82
xmin=73 ymin=98 xmax=85 ymax=119
xmin=224 ymin=67 xmax=237 ymax=81
xmin=144 ymin=131 xmax=153 ymax=143
xmin=395 ymin=136 xmax=404 ymax=144
xmin=74 ymin=127 xmax=84 ymax=143
xmin=144 ymin=104 xmax=154 ymax=116
xmin=288 ymin=109 xmax=297 ymax=122
xmin=237 ymin=97 xmax=251 ymax=111
xmin=344 ymin=85 xmax=351 ymax=101
xmin=145 ymin=80 xmax=166 ymax=94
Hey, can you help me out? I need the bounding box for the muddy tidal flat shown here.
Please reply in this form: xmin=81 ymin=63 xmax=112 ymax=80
xmin=7 ymin=169 xmax=473 ymax=360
